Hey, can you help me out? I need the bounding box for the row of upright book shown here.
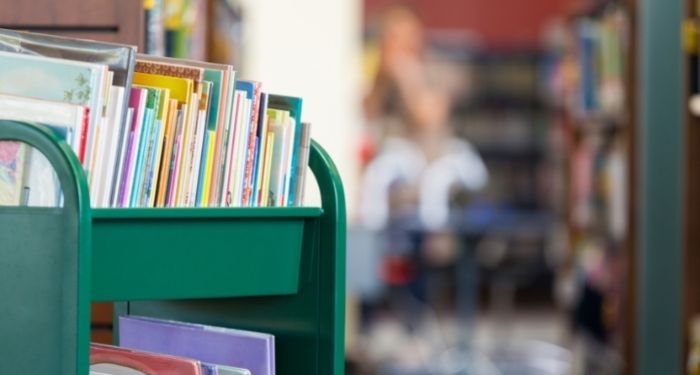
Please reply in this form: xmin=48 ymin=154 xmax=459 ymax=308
xmin=542 ymin=4 xmax=628 ymax=120
xmin=92 ymin=315 xmax=273 ymax=375
xmin=0 ymin=28 xmax=311 ymax=208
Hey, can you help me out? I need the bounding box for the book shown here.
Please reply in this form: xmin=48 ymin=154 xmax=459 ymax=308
xmin=201 ymin=363 xmax=251 ymax=375
xmin=0 ymin=27 xmax=136 ymax=133
xmin=91 ymin=343 xmax=202 ymax=375
xmin=0 ymin=50 xmax=108 ymax=163
xmin=294 ymin=122 xmax=313 ymax=206
xmin=268 ymin=95 xmax=303 ymax=207
xmin=119 ymin=315 xmax=275 ymax=375
xmin=0 ymin=94 xmax=89 ymax=206
xmin=0 ymin=140 xmax=26 ymax=206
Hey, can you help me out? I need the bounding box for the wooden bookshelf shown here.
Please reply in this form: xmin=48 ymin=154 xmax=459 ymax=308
xmin=0 ymin=0 xmax=144 ymax=50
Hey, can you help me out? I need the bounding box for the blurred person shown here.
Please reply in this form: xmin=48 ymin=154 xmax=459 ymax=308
xmin=353 ymin=4 xmax=488 ymax=373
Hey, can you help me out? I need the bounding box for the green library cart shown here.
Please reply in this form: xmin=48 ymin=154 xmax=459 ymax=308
xmin=0 ymin=120 xmax=346 ymax=374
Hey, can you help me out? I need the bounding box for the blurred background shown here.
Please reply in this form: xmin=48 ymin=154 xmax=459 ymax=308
xmin=140 ymin=0 xmax=633 ymax=373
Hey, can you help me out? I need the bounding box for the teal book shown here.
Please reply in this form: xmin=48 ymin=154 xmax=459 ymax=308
xmin=268 ymin=94 xmax=303 ymax=206
xmin=130 ymin=87 xmax=159 ymax=207
xmin=0 ymin=50 xmax=107 ymax=161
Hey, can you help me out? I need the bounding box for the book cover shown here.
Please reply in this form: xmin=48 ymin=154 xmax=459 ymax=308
xmin=210 ymin=67 xmax=236 ymax=207
xmin=267 ymin=95 xmax=303 ymax=206
xmin=235 ymin=81 xmax=262 ymax=206
xmin=0 ymin=28 xmax=136 ymax=137
xmin=119 ymin=88 xmax=148 ymax=207
xmin=0 ymin=50 xmax=107 ymax=161
xmin=0 ymin=141 xmax=25 ymax=206
xmin=220 ymin=90 xmax=245 ymax=206
xmin=91 ymin=343 xmax=202 ymax=375
xmin=201 ymin=363 xmax=251 ymax=375
xmin=251 ymin=93 xmax=269 ymax=206
xmin=112 ymin=108 xmax=134 ymax=206
xmin=266 ymin=109 xmax=292 ymax=207
xmin=130 ymin=87 xmax=160 ymax=207
xmin=0 ymin=94 xmax=90 ymax=206
xmin=294 ymin=122 xmax=312 ymax=206
xmin=156 ymin=99 xmax=179 ymax=207
xmin=119 ymin=316 xmax=275 ymax=375
xmin=136 ymin=58 xmax=204 ymax=82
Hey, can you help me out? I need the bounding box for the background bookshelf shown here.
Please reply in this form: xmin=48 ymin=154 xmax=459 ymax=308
xmin=685 ymin=0 xmax=700 ymax=367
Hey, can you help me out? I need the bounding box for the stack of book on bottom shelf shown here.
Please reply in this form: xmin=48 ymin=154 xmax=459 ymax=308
xmin=90 ymin=316 xmax=274 ymax=375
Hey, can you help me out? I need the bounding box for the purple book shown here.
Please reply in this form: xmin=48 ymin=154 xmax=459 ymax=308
xmin=118 ymin=316 xmax=275 ymax=375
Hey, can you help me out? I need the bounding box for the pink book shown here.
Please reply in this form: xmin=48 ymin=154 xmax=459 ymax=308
xmin=118 ymin=88 xmax=147 ymax=207
xmin=91 ymin=343 xmax=202 ymax=375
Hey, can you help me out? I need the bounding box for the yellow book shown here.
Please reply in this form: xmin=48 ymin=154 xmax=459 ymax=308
xmin=201 ymin=130 xmax=216 ymax=207
xmin=134 ymin=72 xmax=195 ymax=207
xmin=149 ymin=87 xmax=171 ymax=207
xmin=133 ymin=72 xmax=192 ymax=104
xmin=156 ymin=99 xmax=179 ymax=207
xmin=260 ymin=132 xmax=276 ymax=207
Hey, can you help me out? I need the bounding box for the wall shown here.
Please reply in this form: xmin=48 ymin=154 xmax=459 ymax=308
xmin=238 ymin=0 xmax=363 ymax=214
xmin=364 ymin=0 xmax=580 ymax=49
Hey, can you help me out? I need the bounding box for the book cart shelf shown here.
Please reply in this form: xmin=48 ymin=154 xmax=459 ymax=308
xmin=0 ymin=119 xmax=346 ymax=374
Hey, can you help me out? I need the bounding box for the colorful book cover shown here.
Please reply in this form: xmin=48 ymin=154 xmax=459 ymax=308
xmin=119 ymin=316 xmax=275 ymax=375
xmin=266 ymin=109 xmax=292 ymax=207
xmin=119 ymin=88 xmax=148 ymax=207
xmin=136 ymin=58 xmax=204 ymax=82
xmin=201 ymin=363 xmax=251 ymax=375
xmin=0 ymin=94 xmax=88 ymax=206
xmin=112 ymin=108 xmax=134 ymax=206
xmin=0 ymin=141 xmax=26 ymax=206
xmin=220 ymin=91 xmax=245 ymax=206
xmin=156 ymin=99 xmax=179 ymax=207
xmin=231 ymin=98 xmax=252 ymax=206
xmin=251 ymin=93 xmax=269 ymax=206
xmin=100 ymin=86 xmax=126 ymax=208
xmin=267 ymin=95 xmax=303 ymax=206
xmin=91 ymin=343 xmax=202 ymax=375
xmin=131 ymin=87 xmax=160 ymax=207
xmin=235 ymin=81 xmax=262 ymax=206
xmin=260 ymin=132 xmax=276 ymax=207
xmin=0 ymin=28 xmax=137 ymax=145
xmin=190 ymin=81 xmax=213 ymax=206
xmin=0 ymin=50 xmax=107 ymax=161
xmin=211 ymin=67 xmax=236 ymax=207
xmin=147 ymin=87 xmax=172 ymax=207
xmin=294 ymin=122 xmax=313 ymax=206
xmin=166 ymin=106 xmax=187 ymax=206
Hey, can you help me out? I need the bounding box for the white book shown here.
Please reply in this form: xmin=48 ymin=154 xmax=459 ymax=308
xmin=99 ymin=86 xmax=125 ymax=207
xmin=188 ymin=108 xmax=207 ymax=206
xmin=177 ymin=92 xmax=200 ymax=206
xmin=281 ymin=118 xmax=297 ymax=207
xmin=112 ymin=108 xmax=134 ymax=207
xmin=232 ymin=98 xmax=252 ymax=206
xmin=221 ymin=91 xmax=245 ymax=206
xmin=268 ymin=117 xmax=291 ymax=207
